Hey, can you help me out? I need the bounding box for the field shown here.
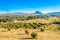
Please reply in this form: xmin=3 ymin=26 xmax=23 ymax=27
xmin=0 ymin=28 xmax=60 ymax=40
xmin=0 ymin=16 xmax=60 ymax=40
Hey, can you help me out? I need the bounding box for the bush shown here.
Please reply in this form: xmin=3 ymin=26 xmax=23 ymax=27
xmin=32 ymin=25 xmax=37 ymax=29
xmin=15 ymin=25 xmax=20 ymax=29
xmin=57 ymin=26 xmax=60 ymax=31
xmin=25 ymin=30 xmax=29 ymax=34
xmin=31 ymin=32 xmax=37 ymax=38
xmin=24 ymin=23 xmax=31 ymax=29
xmin=33 ymin=23 xmax=37 ymax=25
xmin=40 ymin=28 xmax=44 ymax=32
xmin=33 ymin=23 xmax=41 ymax=27
xmin=29 ymin=23 xmax=37 ymax=29
xmin=19 ymin=22 xmax=23 ymax=28
xmin=7 ymin=27 xmax=11 ymax=31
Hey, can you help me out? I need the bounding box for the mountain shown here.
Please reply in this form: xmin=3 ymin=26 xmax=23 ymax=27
xmin=10 ymin=12 xmax=26 ymax=15
xmin=34 ymin=11 xmax=42 ymax=15
xmin=46 ymin=12 xmax=60 ymax=16
xmin=6 ymin=11 xmax=43 ymax=16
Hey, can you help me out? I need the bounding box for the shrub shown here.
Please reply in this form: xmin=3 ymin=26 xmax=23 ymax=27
xmin=19 ymin=22 xmax=23 ymax=28
xmin=7 ymin=27 xmax=11 ymax=31
xmin=24 ymin=23 xmax=31 ymax=29
xmin=29 ymin=23 xmax=37 ymax=29
xmin=33 ymin=23 xmax=37 ymax=25
xmin=57 ymin=26 xmax=60 ymax=31
xmin=33 ymin=23 xmax=41 ymax=27
xmin=25 ymin=30 xmax=29 ymax=34
xmin=15 ymin=25 xmax=20 ymax=29
xmin=31 ymin=32 xmax=37 ymax=38
xmin=32 ymin=25 xmax=37 ymax=29
xmin=40 ymin=28 xmax=44 ymax=32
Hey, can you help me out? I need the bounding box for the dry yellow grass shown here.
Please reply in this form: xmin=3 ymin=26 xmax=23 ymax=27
xmin=14 ymin=17 xmax=60 ymax=24
xmin=0 ymin=17 xmax=60 ymax=40
xmin=0 ymin=28 xmax=60 ymax=40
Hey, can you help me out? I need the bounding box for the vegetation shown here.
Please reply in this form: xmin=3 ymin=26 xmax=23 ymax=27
xmin=7 ymin=27 xmax=11 ymax=31
xmin=25 ymin=30 xmax=29 ymax=34
xmin=40 ymin=28 xmax=44 ymax=32
xmin=0 ymin=15 xmax=60 ymax=32
xmin=0 ymin=15 xmax=60 ymax=40
xmin=31 ymin=32 xmax=38 ymax=38
xmin=24 ymin=23 xmax=31 ymax=29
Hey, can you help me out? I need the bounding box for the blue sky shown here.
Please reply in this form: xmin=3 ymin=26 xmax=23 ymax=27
xmin=0 ymin=0 xmax=60 ymax=13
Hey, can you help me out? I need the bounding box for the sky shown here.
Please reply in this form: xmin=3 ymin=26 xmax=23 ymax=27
xmin=0 ymin=0 xmax=60 ymax=14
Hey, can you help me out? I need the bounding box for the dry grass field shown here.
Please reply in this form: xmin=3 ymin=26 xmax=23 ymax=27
xmin=0 ymin=28 xmax=60 ymax=40
xmin=0 ymin=17 xmax=60 ymax=40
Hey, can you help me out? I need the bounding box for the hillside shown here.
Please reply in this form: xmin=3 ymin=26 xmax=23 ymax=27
xmin=0 ymin=17 xmax=60 ymax=40
xmin=46 ymin=12 xmax=60 ymax=16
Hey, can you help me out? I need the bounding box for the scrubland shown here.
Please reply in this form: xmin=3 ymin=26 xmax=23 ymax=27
xmin=0 ymin=16 xmax=60 ymax=40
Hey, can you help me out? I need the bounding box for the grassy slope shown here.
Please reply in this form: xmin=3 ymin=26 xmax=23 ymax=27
xmin=0 ymin=17 xmax=60 ymax=40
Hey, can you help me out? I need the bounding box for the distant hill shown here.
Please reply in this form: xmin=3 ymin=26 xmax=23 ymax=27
xmin=34 ymin=11 xmax=42 ymax=15
xmin=0 ymin=11 xmax=60 ymax=16
xmin=46 ymin=12 xmax=60 ymax=16
xmin=5 ymin=11 xmax=43 ymax=16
